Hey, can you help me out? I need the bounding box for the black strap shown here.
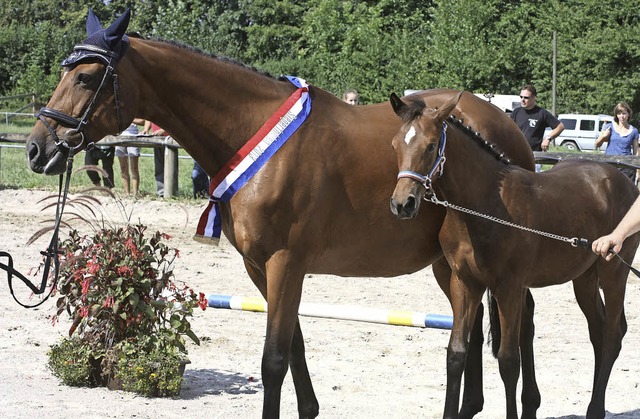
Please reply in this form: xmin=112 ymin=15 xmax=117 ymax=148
xmin=576 ymin=237 xmax=640 ymax=278
xmin=1 ymin=159 xmax=73 ymax=308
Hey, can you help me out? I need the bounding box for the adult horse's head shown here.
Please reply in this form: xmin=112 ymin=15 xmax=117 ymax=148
xmin=389 ymin=91 xmax=462 ymax=219
xmin=27 ymin=8 xmax=133 ymax=175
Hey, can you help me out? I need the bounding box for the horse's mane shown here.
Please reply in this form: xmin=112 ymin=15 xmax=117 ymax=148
xmin=446 ymin=115 xmax=512 ymax=165
xmin=140 ymin=36 xmax=276 ymax=79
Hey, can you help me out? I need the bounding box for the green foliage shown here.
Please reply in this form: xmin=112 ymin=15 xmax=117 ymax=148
xmin=48 ymin=336 xmax=103 ymax=387
xmin=2 ymin=0 xmax=640 ymax=115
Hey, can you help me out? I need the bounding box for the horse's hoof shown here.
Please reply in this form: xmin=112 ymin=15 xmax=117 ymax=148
xmin=459 ymin=404 xmax=482 ymax=419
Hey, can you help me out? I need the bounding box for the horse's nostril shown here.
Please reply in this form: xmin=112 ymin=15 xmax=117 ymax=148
xmin=28 ymin=142 xmax=39 ymax=160
xmin=405 ymin=196 xmax=416 ymax=213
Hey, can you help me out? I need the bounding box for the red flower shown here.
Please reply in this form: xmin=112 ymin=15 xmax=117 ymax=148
xmin=117 ymin=266 xmax=133 ymax=277
xmin=80 ymin=278 xmax=92 ymax=295
xmin=79 ymin=306 xmax=89 ymax=318
xmin=103 ymin=295 xmax=115 ymax=308
xmin=86 ymin=257 xmax=100 ymax=275
xmin=198 ymin=292 xmax=208 ymax=311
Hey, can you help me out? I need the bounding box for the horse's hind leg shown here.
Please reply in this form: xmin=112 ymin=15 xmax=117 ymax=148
xmin=585 ymin=261 xmax=629 ymax=419
xmin=493 ymin=286 xmax=527 ymax=419
xmin=243 ymin=258 xmax=319 ymax=419
xmin=571 ymin=267 xmax=605 ymax=396
xmin=433 ymin=259 xmax=484 ymax=418
xmin=519 ymin=290 xmax=541 ymax=419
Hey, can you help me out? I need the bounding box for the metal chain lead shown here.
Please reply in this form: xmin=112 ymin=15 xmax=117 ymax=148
xmin=427 ymin=194 xmax=581 ymax=247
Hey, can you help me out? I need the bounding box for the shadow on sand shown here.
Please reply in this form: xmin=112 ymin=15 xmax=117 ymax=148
xmin=179 ymin=368 xmax=262 ymax=399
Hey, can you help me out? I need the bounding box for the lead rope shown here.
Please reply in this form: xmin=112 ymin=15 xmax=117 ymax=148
xmin=0 ymin=156 xmax=73 ymax=308
xmin=426 ymin=192 xmax=640 ymax=277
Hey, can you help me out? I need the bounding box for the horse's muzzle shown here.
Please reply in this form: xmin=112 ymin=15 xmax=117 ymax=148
xmin=390 ymin=195 xmax=420 ymax=220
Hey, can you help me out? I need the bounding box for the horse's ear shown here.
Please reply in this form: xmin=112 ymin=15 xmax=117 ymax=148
xmin=103 ymin=8 xmax=131 ymax=50
xmin=86 ymin=7 xmax=103 ymax=36
xmin=390 ymin=93 xmax=407 ymax=116
xmin=434 ymin=90 xmax=464 ymax=123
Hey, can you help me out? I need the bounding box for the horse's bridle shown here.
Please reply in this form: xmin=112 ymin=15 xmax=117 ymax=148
xmin=396 ymin=121 xmax=448 ymax=198
xmin=36 ymin=44 xmax=125 ymax=153
xmin=0 ymin=45 xmax=123 ymax=308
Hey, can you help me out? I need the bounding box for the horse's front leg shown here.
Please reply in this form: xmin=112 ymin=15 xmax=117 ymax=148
xmin=243 ymin=259 xmax=319 ymax=418
xmin=258 ymin=251 xmax=314 ymax=419
xmin=433 ymin=258 xmax=484 ymax=419
xmin=443 ymin=273 xmax=485 ymax=419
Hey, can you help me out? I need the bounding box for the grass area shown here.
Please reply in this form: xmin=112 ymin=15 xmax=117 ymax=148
xmin=0 ymin=145 xmax=202 ymax=200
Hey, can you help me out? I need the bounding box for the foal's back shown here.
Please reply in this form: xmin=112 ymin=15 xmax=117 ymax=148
xmin=493 ymin=160 xmax=639 ymax=286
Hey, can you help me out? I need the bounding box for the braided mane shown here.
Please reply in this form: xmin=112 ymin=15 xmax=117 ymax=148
xmin=446 ymin=114 xmax=513 ymax=165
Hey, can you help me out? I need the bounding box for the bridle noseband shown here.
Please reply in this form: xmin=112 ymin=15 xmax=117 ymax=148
xmin=397 ymin=121 xmax=448 ymax=196
xmin=36 ymin=44 xmax=124 ymax=153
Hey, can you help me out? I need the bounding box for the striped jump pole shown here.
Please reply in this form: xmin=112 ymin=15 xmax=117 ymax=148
xmin=207 ymin=294 xmax=453 ymax=330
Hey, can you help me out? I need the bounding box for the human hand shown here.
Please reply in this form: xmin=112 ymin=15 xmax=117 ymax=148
xmin=541 ymin=138 xmax=550 ymax=151
xmin=592 ymin=232 xmax=624 ymax=261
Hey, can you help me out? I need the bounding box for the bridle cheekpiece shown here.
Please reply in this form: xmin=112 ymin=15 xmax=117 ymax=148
xmin=397 ymin=121 xmax=448 ymax=196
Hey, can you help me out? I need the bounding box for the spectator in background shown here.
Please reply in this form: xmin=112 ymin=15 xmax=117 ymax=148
xmin=510 ymin=84 xmax=564 ymax=171
xmin=143 ymin=120 xmax=166 ymax=197
xmin=595 ymin=101 xmax=639 ymax=182
xmin=343 ymin=89 xmax=359 ymax=105
xmin=192 ymin=160 xmax=209 ymax=198
xmin=84 ymin=145 xmax=115 ymax=188
xmin=116 ymin=118 xmax=145 ymax=196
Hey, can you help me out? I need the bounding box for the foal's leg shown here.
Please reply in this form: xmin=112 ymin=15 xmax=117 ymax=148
xmin=586 ymin=261 xmax=629 ymax=419
xmin=493 ymin=286 xmax=526 ymax=419
xmin=433 ymin=259 xmax=484 ymax=419
xmin=519 ymin=290 xmax=541 ymax=419
xmin=571 ymin=267 xmax=605 ymax=396
xmin=243 ymin=257 xmax=319 ymax=419
xmin=443 ymin=273 xmax=485 ymax=419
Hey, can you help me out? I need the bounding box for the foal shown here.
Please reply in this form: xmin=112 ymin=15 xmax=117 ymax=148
xmin=389 ymin=92 xmax=640 ymax=419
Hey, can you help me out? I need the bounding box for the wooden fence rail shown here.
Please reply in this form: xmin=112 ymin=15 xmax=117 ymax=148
xmin=3 ymin=133 xmax=640 ymax=197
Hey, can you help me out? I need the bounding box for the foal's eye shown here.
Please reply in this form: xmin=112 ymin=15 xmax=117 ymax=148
xmin=426 ymin=143 xmax=437 ymax=153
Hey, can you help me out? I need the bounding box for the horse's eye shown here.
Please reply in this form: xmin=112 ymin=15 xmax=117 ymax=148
xmin=76 ymin=73 xmax=94 ymax=86
xmin=426 ymin=143 xmax=437 ymax=153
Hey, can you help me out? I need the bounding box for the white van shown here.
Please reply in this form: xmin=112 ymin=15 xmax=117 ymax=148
xmin=552 ymin=114 xmax=614 ymax=151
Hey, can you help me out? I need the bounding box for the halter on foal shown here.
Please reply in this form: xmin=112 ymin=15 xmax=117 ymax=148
xmin=390 ymin=91 xmax=640 ymax=419
xmin=26 ymin=9 xmax=540 ymax=419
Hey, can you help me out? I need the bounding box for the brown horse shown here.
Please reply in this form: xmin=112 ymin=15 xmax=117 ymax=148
xmin=389 ymin=91 xmax=640 ymax=419
xmin=26 ymin=10 xmax=538 ymax=419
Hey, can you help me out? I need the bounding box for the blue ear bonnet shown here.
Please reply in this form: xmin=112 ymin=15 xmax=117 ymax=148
xmin=61 ymin=8 xmax=131 ymax=68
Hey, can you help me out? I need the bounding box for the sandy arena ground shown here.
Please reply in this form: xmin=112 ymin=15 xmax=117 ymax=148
xmin=0 ymin=188 xmax=639 ymax=418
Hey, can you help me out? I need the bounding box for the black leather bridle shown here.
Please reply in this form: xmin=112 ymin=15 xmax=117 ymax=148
xmin=36 ymin=44 xmax=124 ymax=153
xmin=1 ymin=44 xmax=123 ymax=308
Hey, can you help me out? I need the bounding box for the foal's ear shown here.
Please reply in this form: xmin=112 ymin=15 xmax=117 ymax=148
xmin=389 ymin=93 xmax=407 ymax=116
xmin=434 ymin=90 xmax=464 ymax=123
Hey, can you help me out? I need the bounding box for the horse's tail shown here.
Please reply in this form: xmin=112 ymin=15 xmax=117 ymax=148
xmin=487 ymin=291 xmax=501 ymax=358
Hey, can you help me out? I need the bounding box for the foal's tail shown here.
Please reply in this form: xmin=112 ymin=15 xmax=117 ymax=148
xmin=487 ymin=292 xmax=500 ymax=358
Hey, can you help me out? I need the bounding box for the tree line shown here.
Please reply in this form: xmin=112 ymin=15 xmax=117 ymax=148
xmin=1 ymin=0 xmax=639 ymax=118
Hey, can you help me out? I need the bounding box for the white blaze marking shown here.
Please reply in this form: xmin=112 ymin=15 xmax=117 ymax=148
xmin=404 ymin=126 xmax=416 ymax=145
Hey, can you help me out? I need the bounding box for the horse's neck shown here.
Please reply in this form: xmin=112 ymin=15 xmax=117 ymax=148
xmin=437 ymin=131 xmax=507 ymax=208
xmin=130 ymin=39 xmax=290 ymax=175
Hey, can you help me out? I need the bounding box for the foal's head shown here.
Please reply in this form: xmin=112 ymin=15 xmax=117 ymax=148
xmin=27 ymin=8 xmax=137 ymax=175
xmin=389 ymin=91 xmax=462 ymax=219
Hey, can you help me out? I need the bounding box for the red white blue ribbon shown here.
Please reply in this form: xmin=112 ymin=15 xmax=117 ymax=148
xmin=194 ymin=76 xmax=311 ymax=244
